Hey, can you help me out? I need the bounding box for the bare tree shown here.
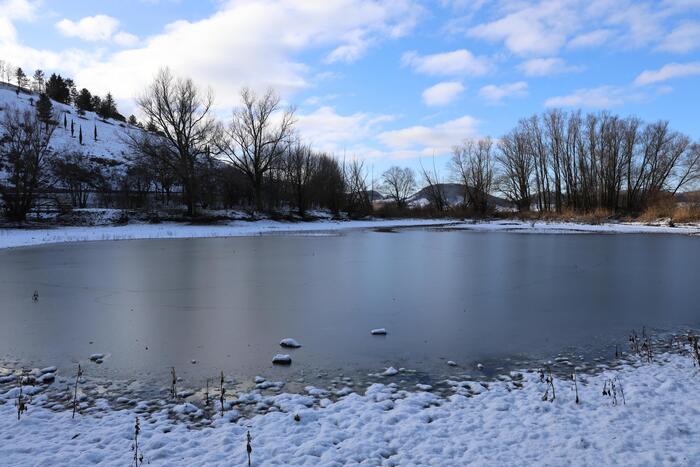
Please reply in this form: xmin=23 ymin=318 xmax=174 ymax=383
xmin=131 ymin=68 xmax=215 ymax=216
xmin=450 ymin=138 xmax=495 ymax=216
xmin=496 ymin=127 xmax=533 ymax=212
xmin=419 ymin=157 xmax=447 ymax=211
xmin=284 ymin=141 xmax=319 ymax=216
xmin=381 ymin=166 xmax=416 ymax=208
xmin=0 ymin=107 xmax=57 ymax=221
xmin=217 ymin=88 xmax=295 ymax=211
xmin=345 ymin=159 xmax=372 ymax=217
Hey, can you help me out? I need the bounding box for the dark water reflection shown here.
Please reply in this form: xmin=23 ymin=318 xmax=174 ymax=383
xmin=0 ymin=230 xmax=698 ymax=386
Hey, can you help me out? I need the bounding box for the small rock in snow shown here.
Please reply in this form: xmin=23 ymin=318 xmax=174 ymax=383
xmin=272 ymin=354 xmax=292 ymax=365
xmin=190 ymin=360 xmax=197 ymax=364
xmin=382 ymin=367 xmax=399 ymax=376
xmin=254 ymin=376 xmax=266 ymax=383
xmin=447 ymin=361 xmax=457 ymax=366
xmin=371 ymin=328 xmax=387 ymax=335
xmin=477 ymin=363 xmax=484 ymax=370
xmin=40 ymin=366 xmax=57 ymax=374
xmin=279 ymin=338 xmax=302 ymax=348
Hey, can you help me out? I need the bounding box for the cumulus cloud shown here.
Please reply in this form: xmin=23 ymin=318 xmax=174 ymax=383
xmin=0 ymin=0 xmax=39 ymax=43
xmin=56 ymin=15 xmax=121 ymax=42
xmin=1 ymin=0 xmax=422 ymax=109
xmin=544 ymin=86 xmax=627 ymax=108
xmin=402 ymin=49 xmax=491 ymax=76
xmin=421 ymin=81 xmax=464 ymax=106
xmin=478 ymin=82 xmax=528 ymax=102
xmin=657 ymin=22 xmax=700 ymax=53
xmin=518 ymin=57 xmax=582 ymax=76
xmin=377 ymin=115 xmax=479 ymax=159
xmin=467 ymin=1 xmax=576 ymax=56
xmin=296 ymin=106 xmax=394 ymax=155
xmin=634 ymin=62 xmax=700 ymax=85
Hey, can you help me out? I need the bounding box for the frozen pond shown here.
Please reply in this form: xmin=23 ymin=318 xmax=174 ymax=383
xmin=1 ymin=229 xmax=699 ymax=388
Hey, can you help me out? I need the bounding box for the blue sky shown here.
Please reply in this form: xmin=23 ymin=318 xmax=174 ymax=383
xmin=1 ymin=0 xmax=700 ymax=173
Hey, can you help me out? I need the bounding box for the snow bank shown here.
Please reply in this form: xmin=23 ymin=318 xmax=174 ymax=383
xmin=0 ymin=219 xmax=455 ymax=250
xmin=449 ymin=219 xmax=700 ymax=235
xmin=1 ymin=352 xmax=698 ymax=465
xmin=2 ymin=217 xmax=699 ymax=251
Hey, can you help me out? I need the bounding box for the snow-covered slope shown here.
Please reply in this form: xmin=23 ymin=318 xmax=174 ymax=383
xmin=0 ymin=83 xmax=136 ymax=162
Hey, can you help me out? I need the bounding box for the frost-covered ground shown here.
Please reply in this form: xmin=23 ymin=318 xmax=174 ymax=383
xmin=1 ymin=348 xmax=698 ymax=466
xmin=1 ymin=217 xmax=699 ymax=250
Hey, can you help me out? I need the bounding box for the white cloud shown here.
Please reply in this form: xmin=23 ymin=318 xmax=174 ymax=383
xmin=478 ymin=82 xmax=528 ymax=102
xmin=657 ymin=22 xmax=700 ymax=54
xmin=56 ymin=15 xmax=121 ymax=42
xmin=545 ymin=86 xmax=626 ymax=108
xmin=422 ymin=81 xmax=464 ymax=106
xmin=634 ymin=62 xmax=700 ymax=85
xmin=567 ymin=29 xmax=613 ymax=49
xmin=402 ymin=49 xmax=491 ymax=76
xmin=296 ymin=106 xmax=394 ymax=155
xmin=0 ymin=0 xmax=39 ymax=43
xmin=467 ymin=1 xmax=577 ymax=56
xmin=0 ymin=0 xmax=419 ymax=109
xmin=518 ymin=57 xmax=582 ymax=76
xmin=113 ymin=32 xmax=140 ymax=47
xmin=378 ymin=115 xmax=479 ymax=159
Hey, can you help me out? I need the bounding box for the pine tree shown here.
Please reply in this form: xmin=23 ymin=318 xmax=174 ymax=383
xmin=75 ymin=88 xmax=93 ymax=115
xmin=128 ymin=115 xmax=138 ymax=126
xmin=65 ymin=78 xmax=78 ymax=105
xmin=36 ymin=93 xmax=53 ymax=124
xmin=79 ymin=126 xmax=83 ymax=145
xmin=15 ymin=67 xmax=27 ymax=90
xmin=98 ymin=93 xmax=117 ymax=121
xmin=45 ymin=74 xmax=70 ymax=104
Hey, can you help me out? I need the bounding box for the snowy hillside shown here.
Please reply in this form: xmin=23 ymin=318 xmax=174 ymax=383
xmin=0 ymin=83 xmax=137 ymax=163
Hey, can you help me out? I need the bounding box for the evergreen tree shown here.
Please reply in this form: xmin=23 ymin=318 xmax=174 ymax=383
xmin=91 ymin=95 xmax=102 ymax=114
xmin=36 ymin=93 xmax=53 ymax=124
xmin=45 ymin=74 xmax=70 ymax=103
xmin=128 ymin=115 xmax=138 ymax=126
xmin=98 ymin=92 xmax=118 ymax=120
xmin=79 ymin=126 xmax=83 ymax=145
xmin=65 ymin=78 xmax=78 ymax=104
xmin=75 ymin=88 xmax=93 ymax=115
xmin=15 ymin=67 xmax=27 ymax=90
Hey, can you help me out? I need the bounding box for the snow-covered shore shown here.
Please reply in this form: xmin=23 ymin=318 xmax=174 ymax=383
xmin=0 ymin=218 xmax=456 ymax=250
xmin=1 ymin=217 xmax=699 ymax=250
xmin=1 ymin=350 xmax=698 ymax=466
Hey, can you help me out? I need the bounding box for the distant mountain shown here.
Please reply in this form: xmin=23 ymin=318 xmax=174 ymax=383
xmin=408 ymin=183 xmax=512 ymax=209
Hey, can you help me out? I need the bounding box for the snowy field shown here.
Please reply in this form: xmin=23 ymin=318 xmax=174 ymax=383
xmin=1 ymin=217 xmax=699 ymax=250
xmin=1 ymin=348 xmax=698 ymax=466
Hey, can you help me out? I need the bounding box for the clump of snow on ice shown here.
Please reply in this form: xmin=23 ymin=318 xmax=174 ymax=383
xmin=371 ymin=328 xmax=387 ymax=335
xmin=382 ymin=367 xmax=399 ymax=376
xmin=447 ymin=361 xmax=457 ymax=366
xmin=272 ymin=354 xmax=292 ymax=365
xmin=279 ymin=338 xmax=302 ymax=348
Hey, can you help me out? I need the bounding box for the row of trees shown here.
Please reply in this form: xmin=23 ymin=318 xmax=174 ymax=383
xmin=0 ymin=60 xmax=126 ymax=122
xmin=1 ymin=67 xmax=699 ymax=221
xmin=475 ymin=111 xmax=700 ymax=214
